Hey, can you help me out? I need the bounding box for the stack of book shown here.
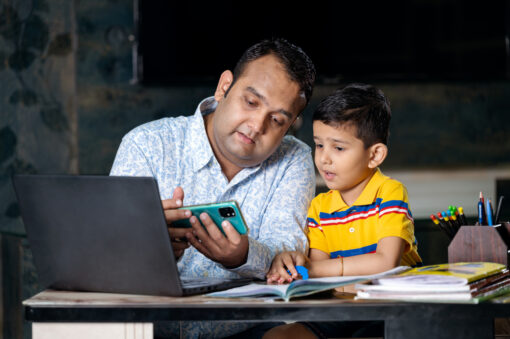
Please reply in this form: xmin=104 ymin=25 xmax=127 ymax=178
xmin=355 ymin=262 xmax=510 ymax=304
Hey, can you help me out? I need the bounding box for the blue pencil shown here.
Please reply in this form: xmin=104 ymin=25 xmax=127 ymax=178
xmin=486 ymin=199 xmax=494 ymax=226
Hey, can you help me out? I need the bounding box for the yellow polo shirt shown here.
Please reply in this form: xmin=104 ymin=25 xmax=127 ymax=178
xmin=307 ymin=168 xmax=422 ymax=267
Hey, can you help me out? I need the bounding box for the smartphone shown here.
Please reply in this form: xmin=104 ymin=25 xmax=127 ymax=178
xmin=172 ymin=201 xmax=248 ymax=235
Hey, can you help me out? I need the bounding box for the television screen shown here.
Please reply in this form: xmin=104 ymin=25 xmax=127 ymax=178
xmin=136 ymin=1 xmax=507 ymax=85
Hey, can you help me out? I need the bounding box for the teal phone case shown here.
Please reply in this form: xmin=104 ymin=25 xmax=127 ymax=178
xmin=172 ymin=201 xmax=248 ymax=235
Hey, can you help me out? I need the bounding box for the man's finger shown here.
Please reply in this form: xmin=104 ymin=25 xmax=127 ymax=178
xmin=221 ymin=221 xmax=241 ymax=244
xmin=161 ymin=198 xmax=182 ymax=210
xmin=186 ymin=230 xmax=213 ymax=259
xmin=171 ymin=241 xmax=190 ymax=251
xmin=161 ymin=187 xmax=185 ymax=210
xmin=199 ymin=213 xmax=225 ymax=242
xmin=190 ymin=215 xmax=222 ymax=254
xmin=164 ymin=209 xmax=191 ymax=223
xmin=172 ymin=186 xmax=184 ymax=201
xmin=168 ymin=226 xmax=191 ymax=238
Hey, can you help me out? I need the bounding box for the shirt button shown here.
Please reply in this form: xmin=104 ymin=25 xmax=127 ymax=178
xmin=349 ymin=227 xmax=355 ymax=233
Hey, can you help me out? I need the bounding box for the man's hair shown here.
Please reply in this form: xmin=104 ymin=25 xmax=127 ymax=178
xmin=313 ymin=83 xmax=391 ymax=148
xmin=228 ymin=38 xmax=316 ymax=106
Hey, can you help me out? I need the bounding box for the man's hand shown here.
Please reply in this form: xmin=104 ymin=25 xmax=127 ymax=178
xmin=266 ymin=251 xmax=308 ymax=284
xmin=162 ymin=187 xmax=192 ymax=259
xmin=185 ymin=212 xmax=249 ymax=268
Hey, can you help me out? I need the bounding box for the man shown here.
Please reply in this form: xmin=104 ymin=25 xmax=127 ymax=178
xmin=110 ymin=38 xmax=316 ymax=338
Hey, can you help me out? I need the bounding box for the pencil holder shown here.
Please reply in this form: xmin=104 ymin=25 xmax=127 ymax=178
xmin=448 ymin=222 xmax=510 ymax=267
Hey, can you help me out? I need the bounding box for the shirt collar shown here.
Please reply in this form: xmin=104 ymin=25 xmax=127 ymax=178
xmin=326 ymin=168 xmax=387 ymax=212
xmin=188 ymin=97 xmax=217 ymax=172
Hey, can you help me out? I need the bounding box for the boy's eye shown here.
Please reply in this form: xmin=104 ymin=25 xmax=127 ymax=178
xmin=335 ymin=147 xmax=344 ymax=151
xmin=315 ymin=144 xmax=323 ymax=149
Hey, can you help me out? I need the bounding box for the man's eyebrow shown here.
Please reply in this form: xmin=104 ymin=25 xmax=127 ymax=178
xmin=245 ymin=86 xmax=293 ymax=119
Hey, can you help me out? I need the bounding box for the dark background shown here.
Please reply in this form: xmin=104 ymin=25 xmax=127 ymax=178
xmin=140 ymin=1 xmax=507 ymax=84
xmin=1 ymin=1 xmax=510 ymax=338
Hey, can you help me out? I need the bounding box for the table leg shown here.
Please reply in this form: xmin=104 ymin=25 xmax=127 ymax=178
xmin=385 ymin=316 xmax=493 ymax=339
xmin=32 ymin=323 xmax=153 ymax=339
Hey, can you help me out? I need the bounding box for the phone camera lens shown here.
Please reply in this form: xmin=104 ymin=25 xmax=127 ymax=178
xmin=219 ymin=207 xmax=235 ymax=218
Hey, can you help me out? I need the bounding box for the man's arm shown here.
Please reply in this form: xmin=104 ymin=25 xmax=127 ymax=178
xmin=227 ymin=145 xmax=315 ymax=279
xmin=111 ymin=131 xmax=191 ymax=259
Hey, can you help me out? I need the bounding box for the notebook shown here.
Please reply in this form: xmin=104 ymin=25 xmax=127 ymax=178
xmin=12 ymin=175 xmax=251 ymax=297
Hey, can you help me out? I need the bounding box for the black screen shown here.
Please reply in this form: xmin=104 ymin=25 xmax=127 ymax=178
xmin=137 ymin=1 xmax=508 ymax=84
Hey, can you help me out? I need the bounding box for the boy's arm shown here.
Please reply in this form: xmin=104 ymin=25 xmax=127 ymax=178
xmin=307 ymin=237 xmax=406 ymax=278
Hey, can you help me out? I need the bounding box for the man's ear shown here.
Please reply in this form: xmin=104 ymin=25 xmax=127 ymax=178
xmin=214 ymin=70 xmax=234 ymax=102
xmin=368 ymin=143 xmax=388 ymax=169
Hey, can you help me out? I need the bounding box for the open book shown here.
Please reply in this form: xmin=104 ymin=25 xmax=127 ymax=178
xmin=355 ymin=262 xmax=510 ymax=303
xmin=207 ymin=266 xmax=409 ymax=302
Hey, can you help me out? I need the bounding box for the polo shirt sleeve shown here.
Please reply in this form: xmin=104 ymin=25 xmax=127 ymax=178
xmin=227 ymin=142 xmax=315 ymax=279
xmin=110 ymin=127 xmax=156 ymax=177
xmin=377 ymin=180 xmax=415 ymax=253
xmin=307 ymin=194 xmax=330 ymax=255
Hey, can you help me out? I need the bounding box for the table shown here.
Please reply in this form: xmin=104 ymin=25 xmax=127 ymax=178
xmin=24 ymin=289 xmax=510 ymax=339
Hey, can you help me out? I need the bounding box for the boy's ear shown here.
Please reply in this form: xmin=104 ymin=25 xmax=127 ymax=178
xmin=214 ymin=70 xmax=234 ymax=102
xmin=368 ymin=143 xmax=388 ymax=169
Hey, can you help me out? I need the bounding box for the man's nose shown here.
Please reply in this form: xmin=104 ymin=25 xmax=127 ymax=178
xmin=247 ymin=112 xmax=266 ymax=135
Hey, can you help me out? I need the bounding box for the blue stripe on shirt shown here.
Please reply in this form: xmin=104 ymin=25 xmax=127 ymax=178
xmin=330 ymin=243 xmax=378 ymax=258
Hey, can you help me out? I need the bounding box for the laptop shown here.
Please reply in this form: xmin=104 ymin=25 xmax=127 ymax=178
xmin=13 ymin=175 xmax=251 ymax=297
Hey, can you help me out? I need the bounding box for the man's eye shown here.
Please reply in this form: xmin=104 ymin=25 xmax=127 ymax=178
xmin=271 ymin=116 xmax=284 ymax=126
xmin=245 ymin=98 xmax=257 ymax=107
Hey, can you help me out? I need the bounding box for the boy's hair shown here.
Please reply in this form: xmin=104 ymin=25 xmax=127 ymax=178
xmin=227 ymin=38 xmax=316 ymax=106
xmin=313 ymin=83 xmax=391 ymax=148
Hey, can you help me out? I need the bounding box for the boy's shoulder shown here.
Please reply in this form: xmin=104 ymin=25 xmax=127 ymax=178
xmin=375 ymin=171 xmax=409 ymax=200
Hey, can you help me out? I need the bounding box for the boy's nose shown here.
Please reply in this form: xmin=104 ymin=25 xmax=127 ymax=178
xmin=320 ymin=151 xmax=332 ymax=165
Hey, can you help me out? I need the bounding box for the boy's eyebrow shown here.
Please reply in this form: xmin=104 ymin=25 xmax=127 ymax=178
xmin=313 ymin=136 xmax=351 ymax=144
xmin=245 ymin=86 xmax=293 ymax=119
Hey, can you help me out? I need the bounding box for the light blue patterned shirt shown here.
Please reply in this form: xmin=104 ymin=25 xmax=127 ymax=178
xmin=110 ymin=97 xmax=315 ymax=338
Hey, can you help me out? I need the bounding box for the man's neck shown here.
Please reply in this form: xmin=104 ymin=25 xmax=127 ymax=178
xmin=203 ymin=113 xmax=243 ymax=182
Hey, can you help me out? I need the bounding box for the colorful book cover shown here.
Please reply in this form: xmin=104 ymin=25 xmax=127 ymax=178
xmin=394 ymin=262 xmax=505 ymax=283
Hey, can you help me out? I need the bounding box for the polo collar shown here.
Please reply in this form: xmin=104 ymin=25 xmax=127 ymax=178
xmin=326 ymin=168 xmax=387 ymax=213
xmin=188 ymin=97 xmax=216 ymax=172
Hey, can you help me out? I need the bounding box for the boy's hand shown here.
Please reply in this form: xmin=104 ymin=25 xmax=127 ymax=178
xmin=266 ymin=251 xmax=308 ymax=284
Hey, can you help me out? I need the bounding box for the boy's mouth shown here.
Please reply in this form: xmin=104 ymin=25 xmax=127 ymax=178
xmin=322 ymin=170 xmax=336 ymax=180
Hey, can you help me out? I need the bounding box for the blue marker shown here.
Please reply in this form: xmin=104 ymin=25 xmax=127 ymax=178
xmin=478 ymin=201 xmax=484 ymax=225
xmin=486 ymin=199 xmax=494 ymax=226
xmin=287 ymin=265 xmax=309 ymax=280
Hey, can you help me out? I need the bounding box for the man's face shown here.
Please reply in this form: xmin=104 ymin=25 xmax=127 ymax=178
xmin=208 ymin=54 xmax=306 ymax=169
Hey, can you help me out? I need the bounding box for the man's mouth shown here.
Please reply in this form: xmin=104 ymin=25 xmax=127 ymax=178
xmin=236 ymin=131 xmax=255 ymax=144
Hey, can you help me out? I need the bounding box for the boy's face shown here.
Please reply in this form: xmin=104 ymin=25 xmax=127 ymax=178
xmin=313 ymin=120 xmax=375 ymax=199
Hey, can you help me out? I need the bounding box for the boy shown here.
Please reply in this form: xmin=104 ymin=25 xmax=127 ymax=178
xmin=263 ymin=84 xmax=422 ymax=339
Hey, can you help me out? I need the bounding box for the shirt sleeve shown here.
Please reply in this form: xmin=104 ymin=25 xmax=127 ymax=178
xmin=227 ymin=144 xmax=316 ymax=279
xmin=110 ymin=128 xmax=156 ymax=177
xmin=306 ymin=195 xmax=330 ymax=254
xmin=377 ymin=180 xmax=415 ymax=253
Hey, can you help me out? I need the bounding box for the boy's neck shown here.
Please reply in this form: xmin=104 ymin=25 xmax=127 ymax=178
xmin=339 ymin=168 xmax=377 ymax=206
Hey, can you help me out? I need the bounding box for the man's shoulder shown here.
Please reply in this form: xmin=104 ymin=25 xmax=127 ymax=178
xmin=123 ymin=115 xmax=192 ymax=142
xmin=275 ymin=135 xmax=312 ymax=157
